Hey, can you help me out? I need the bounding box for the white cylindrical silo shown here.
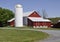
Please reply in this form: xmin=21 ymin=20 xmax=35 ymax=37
xmin=15 ymin=4 xmax=23 ymax=27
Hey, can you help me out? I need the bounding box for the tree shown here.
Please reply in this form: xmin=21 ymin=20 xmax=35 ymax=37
xmin=48 ymin=17 xmax=60 ymax=24
xmin=0 ymin=7 xmax=14 ymax=27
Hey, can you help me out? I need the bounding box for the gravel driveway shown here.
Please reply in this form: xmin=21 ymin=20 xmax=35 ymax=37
xmin=39 ymin=30 xmax=60 ymax=42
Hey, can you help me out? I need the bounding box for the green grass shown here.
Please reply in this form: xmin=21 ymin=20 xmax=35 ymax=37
xmin=0 ymin=26 xmax=60 ymax=30
xmin=0 ymin=29 xmax=49 ymax=42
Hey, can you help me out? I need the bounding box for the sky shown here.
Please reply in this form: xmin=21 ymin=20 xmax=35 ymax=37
xmin=0 ymin=0 xmax=60 ymax=18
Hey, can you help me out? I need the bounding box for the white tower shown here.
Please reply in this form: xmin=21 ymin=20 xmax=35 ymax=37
xmin=15 ymin=4 xmax=23 ymax=27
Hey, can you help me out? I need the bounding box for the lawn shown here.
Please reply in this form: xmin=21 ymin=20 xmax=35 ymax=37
xmin=0 ymin=26 xmax=60 ymax=30
xmin=0 ymin=29 xmax=49 ymax=42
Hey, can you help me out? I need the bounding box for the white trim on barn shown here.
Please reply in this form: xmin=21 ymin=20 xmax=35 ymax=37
xmin=28 ymin=17 xmax=51 ymax=22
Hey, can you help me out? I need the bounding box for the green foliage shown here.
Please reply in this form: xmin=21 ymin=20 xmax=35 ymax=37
xmin=48 ymin=17 xmax=60 ymax=24
xmin=0 ymin=7 xmax=14 ymax=26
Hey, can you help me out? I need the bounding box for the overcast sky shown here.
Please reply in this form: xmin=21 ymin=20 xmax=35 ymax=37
xmin=0 ymin=0 xmax=60 ymax=17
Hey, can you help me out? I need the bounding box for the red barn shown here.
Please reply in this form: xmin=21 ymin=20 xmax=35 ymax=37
xmin=8 ymin=18 xmax=15 ymax=27
xmin=28 ymin=17 xmax=51 ymax=28
xmin=8 ymin=11 xmax=51 ymax=28
xmin=23 ymin=11 xmax=41 ymax=25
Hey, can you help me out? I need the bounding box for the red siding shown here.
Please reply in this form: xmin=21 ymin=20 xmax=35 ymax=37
xmin=28 ymin=11 xmax=41 ymax=17
xmin=9 ymin=20 xmax=15 ymax=27
xmin=46 ymin=22 xmax=51 ymax=27
xmin=33 ymin=22 xmax=51 ymax=27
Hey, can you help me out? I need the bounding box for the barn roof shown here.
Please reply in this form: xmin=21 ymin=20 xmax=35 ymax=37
xmin=23 ymin=10 xmax=35 ymax=17
xmin=28 ymin=17 xmax=51 ymax=22
xmin=8 ymin=18 xmax=15 ymax=22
